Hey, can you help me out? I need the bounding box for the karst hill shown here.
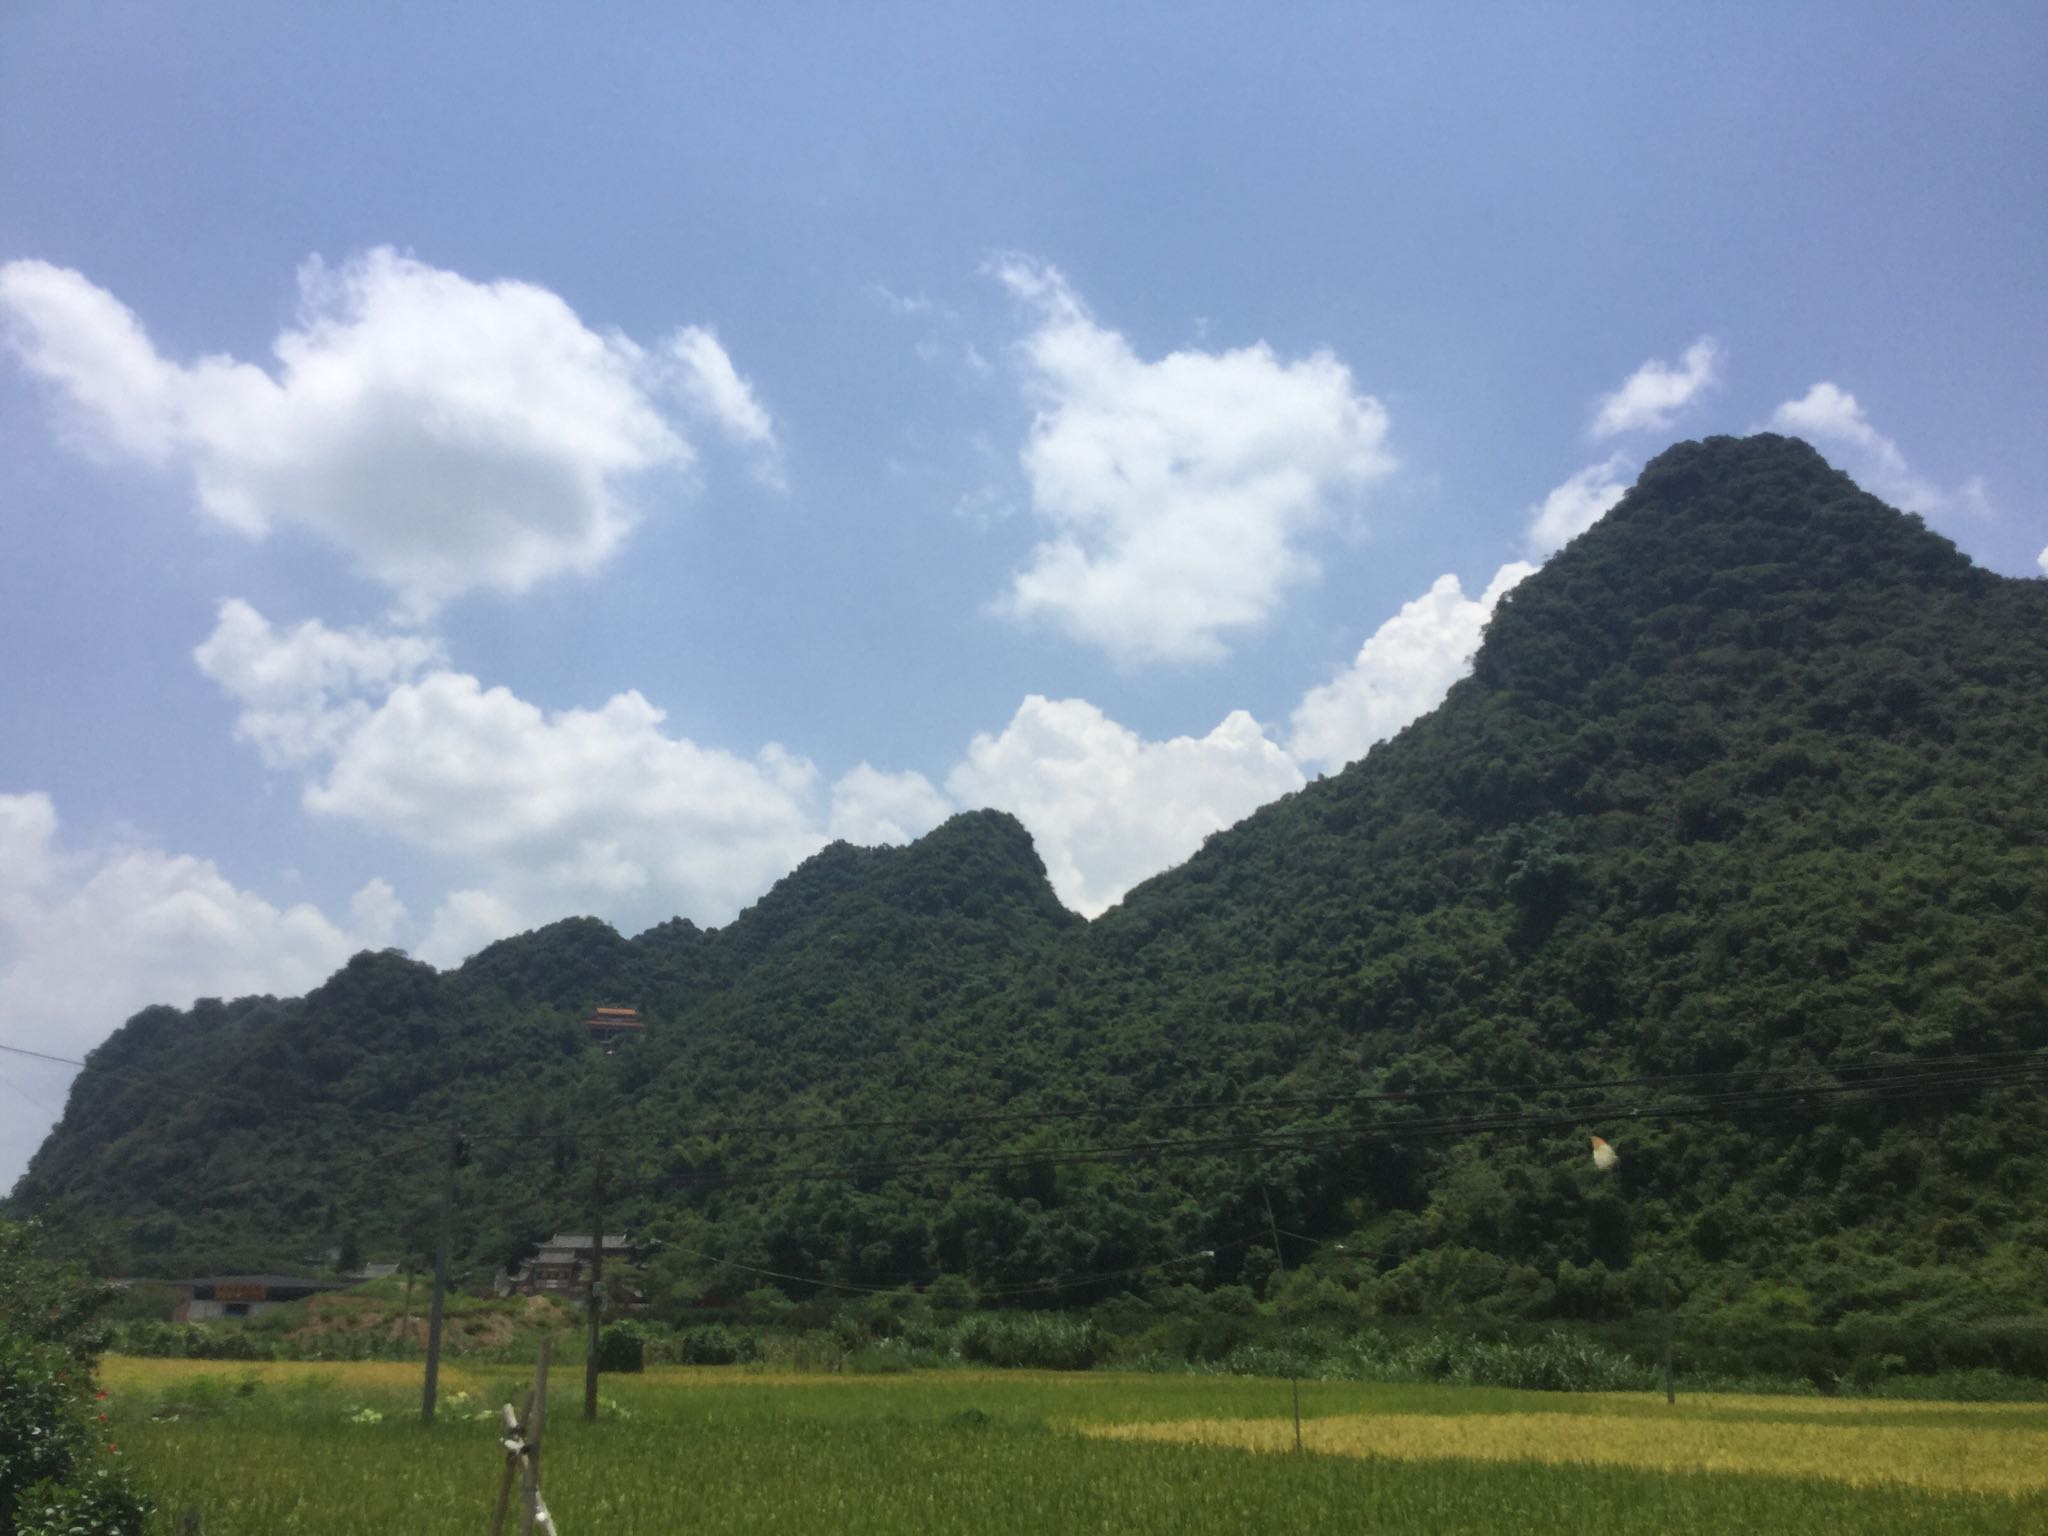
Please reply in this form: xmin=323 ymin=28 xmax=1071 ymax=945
xmin=12 ymin=434 xmax=2046 ymax=1336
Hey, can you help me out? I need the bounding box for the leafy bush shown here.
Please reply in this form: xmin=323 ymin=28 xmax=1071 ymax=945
xmin=1215 ymin=1343 xmax=1328 ymax=1380
xmin=11 ymin=1469 xmax=153 ymax=1536
xmin=595 ymin=1327 xmax=645 ymax=1373
xmin=0 ymin=1220 xmax=151 ymax=1534
xmin=670 ymin=1325 xmax=756 ymax=1366
xmin=1375 ymin=1330 xmax=1658 ymax=1393
xmin=956 ymin=1313 xmax=1107 ymax=1371
xmin=108 ymin=1322 xmax=277 ymax=1361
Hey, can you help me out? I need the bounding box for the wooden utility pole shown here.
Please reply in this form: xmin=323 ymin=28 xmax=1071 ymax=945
xmin=421 ymin=1132 xmax=461 ymax=1424
xmin=584 ymin=1150 xmax=605 ymax=1423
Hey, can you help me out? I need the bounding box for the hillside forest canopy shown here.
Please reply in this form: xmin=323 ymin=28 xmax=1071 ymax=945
xmin=9 ymin=435 xmax=2046 ymax=1371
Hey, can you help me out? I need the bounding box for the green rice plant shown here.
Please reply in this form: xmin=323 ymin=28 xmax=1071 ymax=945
xmin=102 ymin=1359 xmax=2048 ymax=1536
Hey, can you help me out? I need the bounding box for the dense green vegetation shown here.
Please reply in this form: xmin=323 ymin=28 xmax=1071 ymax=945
xmin=11 ymin=435 xmax=2047 ymax=1375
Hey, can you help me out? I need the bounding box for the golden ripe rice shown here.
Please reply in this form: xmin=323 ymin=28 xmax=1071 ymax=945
xmin=1085 ymin=1408 xmax=2048 ymax=1496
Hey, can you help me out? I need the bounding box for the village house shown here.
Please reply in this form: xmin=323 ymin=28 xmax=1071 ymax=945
xmin=496 ymin=1233 xmax=634 ymax=1301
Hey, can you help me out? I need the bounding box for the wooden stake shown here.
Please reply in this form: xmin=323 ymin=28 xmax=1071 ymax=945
xmin=489 ymin=1394 xmax=531 ymax=1536
xmin=522 ymin=1336 xmax=552 ymax=1536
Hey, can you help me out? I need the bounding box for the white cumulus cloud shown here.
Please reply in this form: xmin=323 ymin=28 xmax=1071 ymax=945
xmin=2038 ymin=544 xmax=2047 ymax=575
xmin=1289 ymin=562 xmax=1536 ymax=772
xmin=195 ymin=598 xmax=1335 ymax=929
xmin=193 ymin=599 xmax=444 ymax=766
xmin=195 ymin=480 xmax=1581 ymax=955
xmin=196 ymin=601 xmax=844 ymax=948
xmin=1590 ymin=337 xmax=1721 ymax=439
xmin=1526 ymin=455 xmax=1633 ymax=557
xmin=946 ymin=696 xmax=1304 ymax=916
xmin=0 ymin=792 xmax=60 ymax=919
xmin=0 ymin=790 xmax=396 ymax=1186
xmin=828 ymin=765 xmax=954 ymax=847
xmin=993 ymin=257 xmax=1393 ymax=665
xmin=666 ymin=325 xmax=777 ymax=449
xmin=1770 ymin=382 xmax=1990 ymax=524
xmin=0 ymin=249 xmax=771 ymax=611
xmin=307 ymin=675 xmax=831 ymax=929
xmin=348 ymin=878 xmax=406 ymax=949
xmin=418 ymin=888 xmax=530 ymax=969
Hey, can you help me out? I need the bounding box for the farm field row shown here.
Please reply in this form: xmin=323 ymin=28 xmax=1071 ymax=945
xmin=102 ymin=1359 xmax=2048 ymax=1535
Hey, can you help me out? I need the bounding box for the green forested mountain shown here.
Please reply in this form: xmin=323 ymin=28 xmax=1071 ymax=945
xmin=11 ymin=434 xmax=2048 ymax=1339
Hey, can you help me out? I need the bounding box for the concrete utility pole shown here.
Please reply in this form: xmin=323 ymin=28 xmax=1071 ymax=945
xmin=1662 ymin=1268 xmax=1677 ymax=1405
xmin=421 ymin=1131 xmax=464 ymax=1424
xmin=584 ymin=1150 xmax=605 ymax=1423
xmin=396 ymin=1262 xmax=415 ymax=1357
xmin=1260 ymin=1184 xmax=1304 ymax=1454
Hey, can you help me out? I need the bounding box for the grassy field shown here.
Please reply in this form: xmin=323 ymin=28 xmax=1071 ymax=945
xmin=101 ymin=1358 xmax=2048 ymax=1534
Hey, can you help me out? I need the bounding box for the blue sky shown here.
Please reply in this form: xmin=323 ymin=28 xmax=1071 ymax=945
xmin=2 ymin=2 xmax=2043 ymax=1185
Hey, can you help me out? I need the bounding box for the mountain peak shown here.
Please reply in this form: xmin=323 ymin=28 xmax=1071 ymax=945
xmin=1472 ymin=433 xmax=1985 ymax=705
xmin=1570 ymin=432 xmax=1974 ymax=576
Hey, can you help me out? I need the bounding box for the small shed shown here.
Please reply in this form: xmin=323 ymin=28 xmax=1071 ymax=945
xmin=173 ymin=1274 xmax=348 ymax=1322
xmin=583 ymin=1005 xmax=645 ymax=1052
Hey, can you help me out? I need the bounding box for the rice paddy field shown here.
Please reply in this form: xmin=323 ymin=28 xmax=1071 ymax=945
xmin=102 ymin=1357 xmax=2048 ymax=1534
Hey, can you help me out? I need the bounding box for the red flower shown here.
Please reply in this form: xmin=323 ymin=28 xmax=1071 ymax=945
xmin=95 ymin=1390 xmax=107 ymax=1400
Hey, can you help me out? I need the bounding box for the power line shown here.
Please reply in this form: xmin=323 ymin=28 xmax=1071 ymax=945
xmin=532 ymin=1061 xmax=2042 ymax=1295
xmin=277 ymin=1057 xmax=2048 ymax=1214
xmin=0 ymin=1040 xmax=465 ymax=1160
xmin=49 ymin=1057 xmax=2018 ymax=1218
xmin=621 ymin=1057 xmax=2043 ymax=1194
xmin=647 ymin=1231 xmax=1262 ymax=1300
xmin=11 ymin=1047 xmax=2035 ymax=1298
xmin=0 ymin=1042 xmax=89 ymax=1070
xmin=410 ymin=1045 xmax=2048 ymax=1151
xmin=574 ymin=1047 xmax=2048 ymax=1142
xmin=6 ymin=1039 xmax=2037 ymax=1176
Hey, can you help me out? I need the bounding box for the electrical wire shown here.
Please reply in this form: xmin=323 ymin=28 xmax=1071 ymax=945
xmin=646 ymin=1231 xmax=1262 ymax=1300
xmin=11 ymin=1044 xmax=2036 ymax=1300
xmin=450 ymin=1045 xmax=2048 ymax=1148
xmin=6 ymin=1040 xmax=2036 ymax=1182
xmin=0 ymin=1039 xmax=461 ymax=1157
xmin=621 ymin=1057 xmax=2044 ymax=1193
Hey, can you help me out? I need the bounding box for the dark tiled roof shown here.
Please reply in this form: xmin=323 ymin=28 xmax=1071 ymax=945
xmin=185 ymin=1274 xmax=349 ymax=1289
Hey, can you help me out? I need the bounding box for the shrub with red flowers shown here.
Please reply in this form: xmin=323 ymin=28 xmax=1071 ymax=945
xmin=0 ymin=1219 xmax=149 ymax=1536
